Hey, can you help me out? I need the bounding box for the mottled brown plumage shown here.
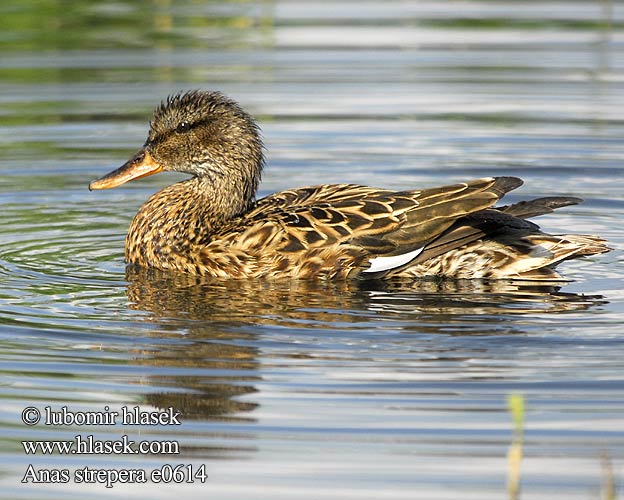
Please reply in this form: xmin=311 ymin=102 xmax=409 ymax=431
xmin=89 ymin=90 xmax=610 ymax=281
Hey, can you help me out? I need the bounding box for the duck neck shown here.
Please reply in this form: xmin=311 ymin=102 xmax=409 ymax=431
xmin=125 ymin=171 xmax=259 ymax=271
xmin=194 ymin=174 xmax=257 ymax=226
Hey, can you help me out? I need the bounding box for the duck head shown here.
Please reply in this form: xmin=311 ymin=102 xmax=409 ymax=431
xmin=89 ymin=90 xmax=264 ymax=216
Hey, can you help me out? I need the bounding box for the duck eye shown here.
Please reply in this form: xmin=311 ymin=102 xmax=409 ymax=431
xmin=176 ymin=121 xmax=190 ymax=133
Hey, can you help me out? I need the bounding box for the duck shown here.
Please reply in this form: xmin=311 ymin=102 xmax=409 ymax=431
xmin=89 ymin=90 xmax=610 ymax=280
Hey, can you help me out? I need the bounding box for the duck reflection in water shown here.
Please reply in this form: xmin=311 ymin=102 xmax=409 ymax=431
xmin=126 ymin=266 xmax=606 ymax=326
xmin=124 ymin=266 xmax=605 ymax=429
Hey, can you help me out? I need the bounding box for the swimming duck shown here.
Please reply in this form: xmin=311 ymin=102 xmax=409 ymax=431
xmin=89 ymin=90 xmax=609 ymax=280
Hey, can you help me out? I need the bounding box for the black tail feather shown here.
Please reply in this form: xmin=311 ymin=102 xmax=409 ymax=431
xmin=499 ymin=196 xmax=583 ymax=219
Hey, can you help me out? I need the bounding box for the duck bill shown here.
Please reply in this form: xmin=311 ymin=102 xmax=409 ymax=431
xmin=89 ymin=149 xmax=164 ymax=191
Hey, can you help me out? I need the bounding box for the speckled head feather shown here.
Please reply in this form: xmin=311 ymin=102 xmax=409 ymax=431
xmin=148 ymin=90 xmax=259 ymax=144
xmin=145 ymin=90 xmax=264 ymax=203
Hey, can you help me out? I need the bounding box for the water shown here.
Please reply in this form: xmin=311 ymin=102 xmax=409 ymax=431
xmin=1 ymin=1 xmax=623 ymax=499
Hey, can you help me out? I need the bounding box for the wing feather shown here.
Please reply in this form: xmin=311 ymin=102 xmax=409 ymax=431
xmin=223 ymin=177 xmax=522 ymax=276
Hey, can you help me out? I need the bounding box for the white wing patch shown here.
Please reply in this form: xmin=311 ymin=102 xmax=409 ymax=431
xmin=363 ymin=247 xmax=424 ymax=273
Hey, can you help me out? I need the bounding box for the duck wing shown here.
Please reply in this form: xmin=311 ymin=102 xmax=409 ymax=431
xmin=400 ymin=196 xmax=610 ymax=281
xmin=227 ymin=176 xmax=522 ymax=277
xmin=409 ymin=196 xmax=586 ymax=267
